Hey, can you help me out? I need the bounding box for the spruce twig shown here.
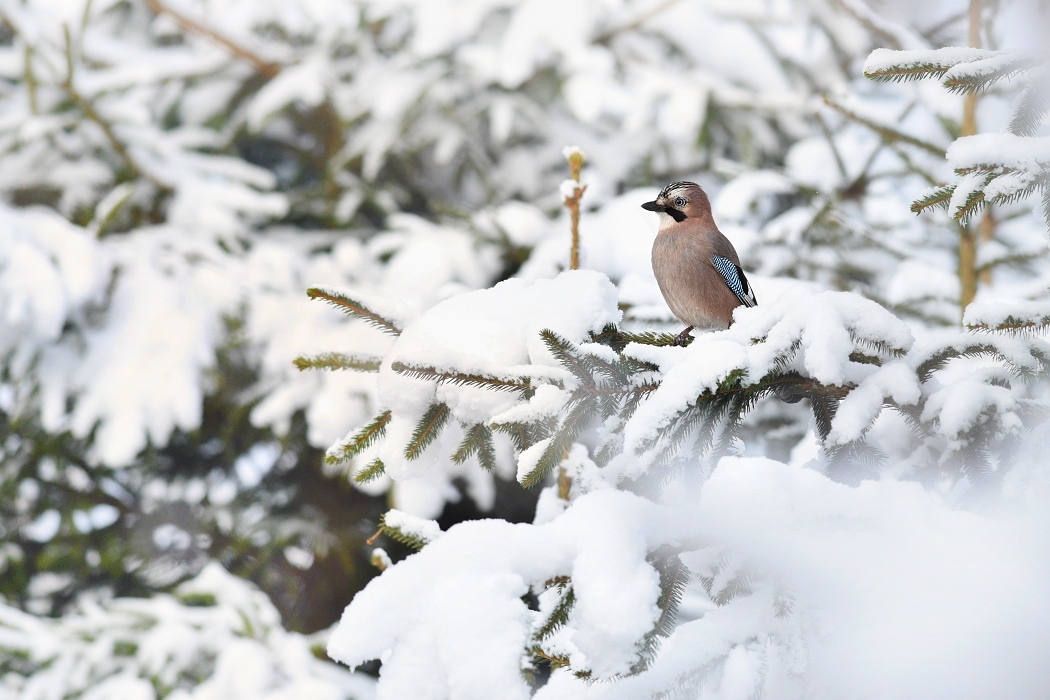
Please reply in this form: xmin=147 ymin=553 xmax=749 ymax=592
xmin=562 ymin=147 xmax=587 ymax=271
xmin=392 ymin=362 xmax=532 ymax=395
xmin=144 ymin=0 xmax=281 ymax=78
xmin=404 ymin=403 xmax=451 ymax=460
xmin=354 ymin=458 xmax=386 ymax=484
xmin=378 ymin=512 xmax=437 ymax=550
xmin=294 ymin=352 xmax=382 ymax=372
xmin=451 ymin=424 xmax=497 ymax=471
xmin=325 ymin=411 xmax=391 ymax=465
xmin=306 ymin=287 xmax=403 ymax=335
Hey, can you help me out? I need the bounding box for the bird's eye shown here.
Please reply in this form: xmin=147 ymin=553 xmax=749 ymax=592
xmin=673 ymin=196 xmax=686 ymax=208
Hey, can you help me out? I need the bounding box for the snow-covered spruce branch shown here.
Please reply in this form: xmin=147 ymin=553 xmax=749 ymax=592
xmin=306 ymin=286 xmax=405 ymax=335
xmin=294 ymin=352 xmax=383 ymax=372
xmin=319 ymin=267 xmax=1050 ymax=693
xmin=316 ymin=271 xmax=1050 ymax=505
xmin=864 ymin=47 xmax=1050 ymax=226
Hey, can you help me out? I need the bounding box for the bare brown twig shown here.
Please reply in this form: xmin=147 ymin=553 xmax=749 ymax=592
xmin=144 ymin=0 xmax=280 ymax=79
xmin=563 ymin=148 xmax=587 ymax=271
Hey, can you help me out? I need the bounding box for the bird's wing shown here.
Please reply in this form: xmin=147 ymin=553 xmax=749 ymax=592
xmin=711 ymin=255 xmax=757 ymax=307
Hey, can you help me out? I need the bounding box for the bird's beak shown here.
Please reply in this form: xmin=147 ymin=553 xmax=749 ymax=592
xmin=641 ymin=200 xmax=664 ymax=212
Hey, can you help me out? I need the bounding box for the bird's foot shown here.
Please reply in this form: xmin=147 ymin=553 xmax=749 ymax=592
xmin=672 ymin=326 xmax=694 ymax=347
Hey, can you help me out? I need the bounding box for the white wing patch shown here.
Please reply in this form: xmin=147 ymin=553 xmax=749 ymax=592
xmin=712 ymin=256 xmax=757 ymax=307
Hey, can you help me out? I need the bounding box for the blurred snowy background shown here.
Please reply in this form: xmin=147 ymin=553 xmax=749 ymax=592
xmin=2 ymin=0 xmax=1050 ymax=698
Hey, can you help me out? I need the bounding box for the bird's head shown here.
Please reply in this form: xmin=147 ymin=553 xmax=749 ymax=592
xmin=641 ymin=181 xmax=712 ymax=227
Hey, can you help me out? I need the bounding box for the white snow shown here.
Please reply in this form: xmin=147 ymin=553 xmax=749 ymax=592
xmin=864 ymin=47 xmax=998 ymax=77
xmin=5 ymin=3 xmax=1050 ymax=699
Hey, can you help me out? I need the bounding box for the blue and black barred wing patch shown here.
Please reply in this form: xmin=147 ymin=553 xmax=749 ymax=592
xmin=712 ymin=255 xmax=757 ymax=307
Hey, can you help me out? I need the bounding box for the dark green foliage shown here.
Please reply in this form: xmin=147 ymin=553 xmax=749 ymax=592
xmin=452 ymin=424 xmax=497 ymax=471
xmin=178 ymin=592 xmax=217 ymax=607
xmin=533 ymin=580 xmax=576 ymax=643
xmin=354 ymin=458 xmax=386 ymax=484
xmin=491 ymin=420 xmax=548 ymax=452
xmin=698 ymin=555 xmax=756 ymax=608
xmin=517 ymin=330 xmax=661 ymax=488
xmin=864 ymin=58 xmax=961 ymax=82
xmin=541 ymin=329 xmax=595 ymax=387
xmin=519 ymin=398 xmax=595 ymax=488
xmin=404 ymin=403 xmax=451 ymax=460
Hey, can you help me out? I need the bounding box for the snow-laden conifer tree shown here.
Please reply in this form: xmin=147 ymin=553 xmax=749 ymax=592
xmin=0 ymin=0 xmax=871 ymax=630
xmin=313 ymin=3 xmax=1050 ymax=694
xmin=4 ymin=0 xmax=1050 ymax=697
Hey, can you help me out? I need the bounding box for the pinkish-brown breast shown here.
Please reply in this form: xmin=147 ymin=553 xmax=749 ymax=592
xmin=651 ymin=226 xmax=744 ymax=330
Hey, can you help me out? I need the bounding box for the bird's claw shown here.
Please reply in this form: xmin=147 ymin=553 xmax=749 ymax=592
xmin=672 ymin=327 xmax=694 ymax=347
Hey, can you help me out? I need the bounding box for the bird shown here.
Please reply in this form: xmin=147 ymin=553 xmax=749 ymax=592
xmin=642 ymin=181 xmax=756 ymax=347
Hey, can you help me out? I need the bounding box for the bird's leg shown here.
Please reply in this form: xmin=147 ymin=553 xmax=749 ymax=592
xmin=673 ymin=326 xmax=694 ymax=347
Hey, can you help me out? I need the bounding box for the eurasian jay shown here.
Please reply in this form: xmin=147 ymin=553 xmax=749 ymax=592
xmin=643 ymin=181 xmax=756 ymax=347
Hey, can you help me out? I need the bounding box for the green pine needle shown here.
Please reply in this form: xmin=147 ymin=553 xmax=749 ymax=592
xmin=404 ymin=403 xmax=451 ymax=460
xmin=325 ymin=410 xmax=391 ymax=465
xmin=535 ymin=585 xmax=576 ymax=642
xmin=354 ymin=457 xmax=386 ymax=484
xmin=378 ymin=513 xmax=432 ymax=550
xmin=306 ymin=287 xmax=402 ymax=336
xmin=392 ymin=361 xmax=533 ymax=396
xmin=616 ymin=330 xmax=680 ymax=347
xmin=968 ymin=316 xmax=1050 ymax=336
xmin=451 ymin=423 xmax=497 ymax=471
xmin=910 ymin=185 xmax=955 ymax=214
xmin=942 ymin=54 xmax=1039 ymax=94
xmin=293 ymin=352 xmax=382 ymax=372
xmin=864 ymin=63 xmax=953 ymax=82
xmin=540 ymin=330 xmax=594 ymax=387
xmin=951 ymin=185 xmax=988 ymax=222
xmin=519 ymin=398 xmax=594 ymax=488
xmin=491 ymin=421 xmax=545 ymax=452
xmin=631 ymin=554 xmax=691 ymax=674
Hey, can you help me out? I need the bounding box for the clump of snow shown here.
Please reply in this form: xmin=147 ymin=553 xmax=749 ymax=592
xmin=331 ymin=450 xmax=1050 ymax=700
xmin=559 ymin=179 xmax=584 ymax=200
xmin=561 ymin=145 xmax=584 ymax=160
xmin=370 ymin=270 xmax=621 ymax=490
xmin=863 ymin=47 xmax=998 ymax=77
xmin=965 ymin=299 xmax=1050 ymax=329
xmin=948 ymin=133 xmax=1050 ymax=172
xmin=328 ymin=490 xmax=666 ymax=694
xmin=383 ymin=509 xmax=443 ymax=544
